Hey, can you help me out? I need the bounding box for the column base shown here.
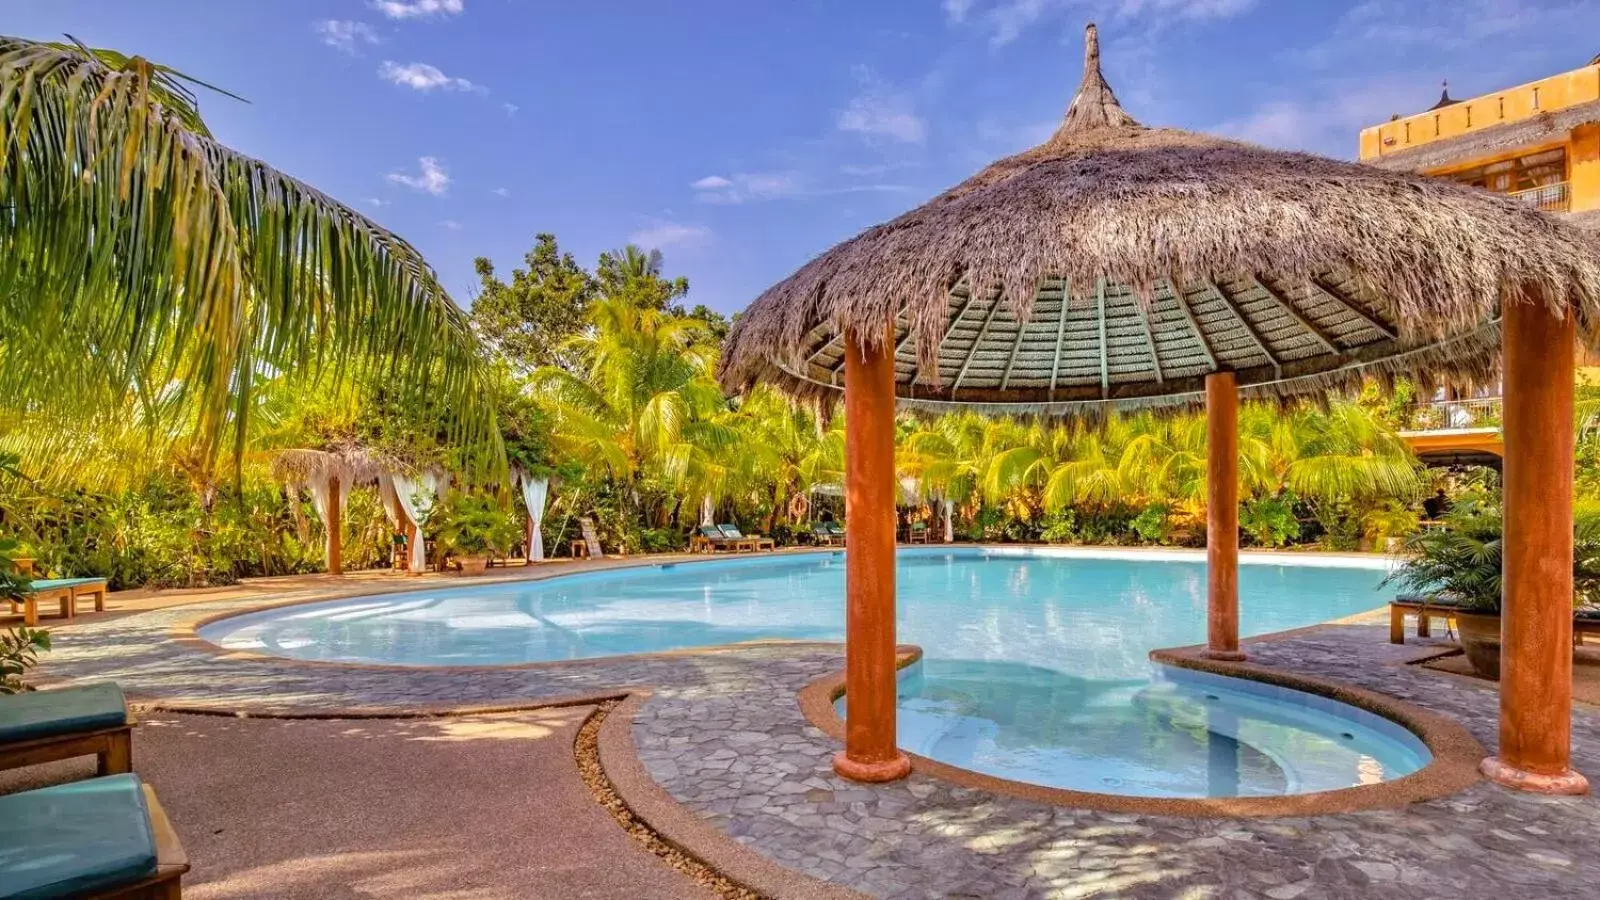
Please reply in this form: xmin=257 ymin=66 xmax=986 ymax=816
xmin=1202 ymin=649 xmax=1248 ymax=663
xmin=1480 ymin=756 xmax=1589 ymax=795
xmin=833 ymin=750 xmax=911 ymax=783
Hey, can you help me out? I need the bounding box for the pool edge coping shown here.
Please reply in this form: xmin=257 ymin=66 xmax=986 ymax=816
xmin=794 ymin=644 xmax=1485 ymax=818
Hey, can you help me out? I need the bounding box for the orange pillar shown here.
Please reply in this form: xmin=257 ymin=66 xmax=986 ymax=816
xmin=327 ymin=475 xmax=343 ymax=576
xmin=834 ymin=323 xmax=911 ymax=783
xmin=1482 ymin=296 xmax=1588 ymax=794
xmin=1205 ymin=371 xmax=1244 ymax=662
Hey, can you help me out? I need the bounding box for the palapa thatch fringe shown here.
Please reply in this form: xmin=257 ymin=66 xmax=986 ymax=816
xmin=718 ymin=24 xmax=1600 ymax=418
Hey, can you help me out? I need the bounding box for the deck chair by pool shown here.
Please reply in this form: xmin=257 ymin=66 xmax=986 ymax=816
xmin=0 ymin=773 xmax=189 ymax=899
xmin=0 ymin=682 xmax=133 ymax=777
xmin=905 ymin=522 xmax=930 ymax=544
xmin=717 ymin=524 xmax=771 ymax=552
xmin=10 ymin=576 xmax=110 ymax=626
xmin=811 ymin=522 xmax=842 ymax=546
xmin=693 ymin=525 xmax=739 ymax=553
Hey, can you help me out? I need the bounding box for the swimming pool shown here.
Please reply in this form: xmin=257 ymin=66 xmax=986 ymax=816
xmin=201 ymin=547 xmax=1427 ymax=796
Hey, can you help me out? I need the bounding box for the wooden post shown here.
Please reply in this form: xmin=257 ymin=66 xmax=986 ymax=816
xmin=327 ymin=475 xmax=343 ymax=576
xmin=1205 ymin=371 xmax=1244 ymax=661
xmin=834 ymin=323 xmax=911 ymax=783
xmin=1481 ymin=296 xmax=1588 ymax=794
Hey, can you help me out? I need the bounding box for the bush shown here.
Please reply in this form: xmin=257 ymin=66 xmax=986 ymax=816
xmin=1240 ymin=495 xmax=1298 ymax=548
xmin=1040 ymin=510 xmax=1076 ymax=544
xmin=431 ymin=492 xmax=519 ymax=557
xmin=1129 ymin=504 xmax=1171 ymax=544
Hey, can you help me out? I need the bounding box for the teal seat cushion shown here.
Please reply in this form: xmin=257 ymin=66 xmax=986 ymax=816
xmin=26 ymin=578 xmax=104 ymax=592
xmin=0 ymin=683 xmax=127 ymax=743
xmin=0 ymin=774 xmax=157 ymax=899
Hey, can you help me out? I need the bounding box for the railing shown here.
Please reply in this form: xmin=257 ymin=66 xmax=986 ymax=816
xmin=1507 ymin=182 xmax=1570 ymax=212
xmin=1397 ymin=397 xmax=1503 ymax=432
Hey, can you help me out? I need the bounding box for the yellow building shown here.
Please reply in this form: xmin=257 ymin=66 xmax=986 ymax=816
xmin=1358 ymin=55 xmax=1600 ymax=231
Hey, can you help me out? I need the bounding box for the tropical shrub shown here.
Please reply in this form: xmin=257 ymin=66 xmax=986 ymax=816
xmin=431 ymin=493 xmax=520 ymax=558
xmin=1240 ymin=495 xmax=1299 ymax=548
xmin=1129 ymin=504 xmax=1172 ymax=544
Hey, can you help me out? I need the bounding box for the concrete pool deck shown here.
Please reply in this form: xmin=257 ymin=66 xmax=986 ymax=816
xmin=10 ymin=555 xmax=1600 ymax=898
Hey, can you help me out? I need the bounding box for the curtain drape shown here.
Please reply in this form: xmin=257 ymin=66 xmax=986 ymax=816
xmin=520 ymin=473 xmax=549 ymax=561
xmin=304 ymin=472 xmax=348 ymax=565
xmin=943 ymin=499 xmax=955 ymax=543
xmin=392 ymin=471 xmax=443 ymax=573
xmin=700 ymin=495 xmax=714 ymax=527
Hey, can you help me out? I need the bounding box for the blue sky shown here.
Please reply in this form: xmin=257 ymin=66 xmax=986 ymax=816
xmin=8 ymin=1 xmax=1597 ymax=315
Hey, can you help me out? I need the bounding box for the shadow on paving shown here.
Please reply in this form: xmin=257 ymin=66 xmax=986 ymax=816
xmin=1 ymin=708 xmax=713 ymax=900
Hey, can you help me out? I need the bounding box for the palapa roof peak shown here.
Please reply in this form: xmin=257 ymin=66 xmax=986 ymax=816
xmin=1055 ymin=23 xmax=1140 ymax=136
xmin=718 ymin=24 xmax=1600 ymax=419
xmin=1429 ymin=80 xmax=1459 ymax=111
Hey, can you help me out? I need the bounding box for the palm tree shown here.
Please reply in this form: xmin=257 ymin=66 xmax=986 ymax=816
xmin=737 ymin=387 xmax=844 ymax=529
xmin=532 ymin=294 xmax=732 ymax=522
xmin=0 ymin=37 xmax=496 ymax=467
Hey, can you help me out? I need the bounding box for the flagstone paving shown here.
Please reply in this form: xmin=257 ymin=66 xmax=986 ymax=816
xmin=29 ymin=582 xmax=1600 ymax=899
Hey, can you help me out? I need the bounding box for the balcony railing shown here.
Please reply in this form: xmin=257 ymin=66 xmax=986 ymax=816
xmin=1507 ymin=182 xmax=1571 ymax=213
xmin=1397 ymin=397 xmax=1503 ymax=432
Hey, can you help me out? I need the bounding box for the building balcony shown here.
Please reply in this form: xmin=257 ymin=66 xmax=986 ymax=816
xmin=1396 ymin=397 xmax=1503 ymax=466
xmin=1508 ymin=181 xmax=1571 ymax=212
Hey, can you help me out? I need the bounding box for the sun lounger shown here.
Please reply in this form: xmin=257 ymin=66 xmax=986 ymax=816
xmin=693 ymin=525 xmax=738 ymax=553
xmin=811 ymin=522 xmax=842 ymax=546
xmin=0 ymin=773 xmax=189 ymax=899
xmin=0 ymin=682 xmax=133 ymax=777
xmin=718 ymin=524 xmax=772 ymax=552
xmin=9 ymin=576 xmax=109 ymax=626
xmin=905 ymin=521 xmax=930 ymax=544
xmin=1391 ymin=596 xmax=1600 ymax=646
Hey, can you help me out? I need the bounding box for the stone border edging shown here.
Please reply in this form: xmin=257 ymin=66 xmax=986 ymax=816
xmin=597 ymin=693 xmax=869 ymax=900
xmin=794 ymin=644 xmax=1485 ymax=819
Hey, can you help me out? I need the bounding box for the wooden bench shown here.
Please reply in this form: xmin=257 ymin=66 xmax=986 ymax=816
xmin=1389 ymin=597 xmax=1458 ymax=644
xmin=8 ymin=576 xmax=110 ymax=626
xmin=0 ymin=683 xmax=134 ymax=777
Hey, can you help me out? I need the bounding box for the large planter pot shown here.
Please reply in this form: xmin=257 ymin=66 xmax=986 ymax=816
xmin=455 ymin=555 xmax=490 ymax=576
xmin=1455 ymin=611 xmax=1502 ymax=680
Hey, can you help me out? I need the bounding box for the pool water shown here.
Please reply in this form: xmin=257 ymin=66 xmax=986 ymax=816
xmin=201 ymin=547 xmax=1428 ymax=796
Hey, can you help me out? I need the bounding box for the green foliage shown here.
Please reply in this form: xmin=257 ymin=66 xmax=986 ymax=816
xmin=0 ymin=626 xmax=51 ymax=694
xmin=431 ymin=493 xmax=520 ymax=557
xmin=1129 ymin=504 xmax=1172 ymax=544
xmin=1039 ymin=510 xmax=1077 ymax=544
xmin=471 ymin=234 xmax=597 ymax=372
xmin=1240 ymin=495 xmax=1299 ymax=548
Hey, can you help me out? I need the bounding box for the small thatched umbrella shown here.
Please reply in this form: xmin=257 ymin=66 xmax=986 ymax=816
xmin=721 ymin=24 xmax=1600 ymax=792
xmin=272 ymin=445 xmax=401 ymax=575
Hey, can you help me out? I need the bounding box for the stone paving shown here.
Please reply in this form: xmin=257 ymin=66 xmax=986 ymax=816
xmin=632 ymin=626 xmax=1600 ymax=899
xmin=32 ymin=590 xmax=1600 ymax=899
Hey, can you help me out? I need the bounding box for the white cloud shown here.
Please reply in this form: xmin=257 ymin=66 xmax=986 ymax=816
xmin=691 ymin=171 xmax=802 ymax=204
xmin=502 ymin=102 xmax=519 ymax=116
xmin=366 ymin=197 xmax=387 ymax=207
xmin=379 ymin=61 xmax=481 ymax=92
xmin=386 ymin=157 xmax=451 ymax=196
xmin=837 ymin=67 xmax=926 ymax=144
xmin=439 ymin=220 xmax=464 ymax=231
xmin=629 ymin=221 xmax=712 ymax=251
xmin=314 ymin=20 xmax=379 ymax=54
xmin=491 ymin=187 xmax=510 ymax=197
xmin=370 ymin=0 xmax=463 ymax=20
xmin=952 ymin=0 xmax=1257 ymax=48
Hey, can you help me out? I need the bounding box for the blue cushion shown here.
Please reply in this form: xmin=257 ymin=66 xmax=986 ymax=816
xmin=717 ymin=524 xmax=744 ymax=538
xmin=26 ymin=578 xmax=104 ymax=592
xmin=0 ymin=683 xmax=127 ymax=743
xmin=0 ymin=774 xmax=158 ymax=899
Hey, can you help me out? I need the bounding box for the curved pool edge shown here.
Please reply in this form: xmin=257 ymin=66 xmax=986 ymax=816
xmin=796 ymin=642 xmax=1485 ymax=819
xmin=181 ymin=544 xmax=1397 ymax=671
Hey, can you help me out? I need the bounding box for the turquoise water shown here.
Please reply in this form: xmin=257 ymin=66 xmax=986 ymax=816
xmin=201 ymin=547 xmax=1427 ymax=796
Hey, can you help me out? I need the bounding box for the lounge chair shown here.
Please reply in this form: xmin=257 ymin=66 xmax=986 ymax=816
xmin=1390 ymin=595 xmax=1600 ymax=646
xmin=905 ymin=521 xmax=930 ymax=544
xmin=0 ymin=773 xmax=189 ymax=899
xmin=9 ymin=576 xmax=110 ymax=626
xmin=693 ymin=525 xmax=738 ymax=553
xmin=0 ymin=682 xmax=133 ymax=777
xmin=718 ymin=524 xmax=772 ymax=552
xmin=826 ymin=522 xmax=846 ymax=543
xmin=811 ymin=522 xmax=842 ymax=546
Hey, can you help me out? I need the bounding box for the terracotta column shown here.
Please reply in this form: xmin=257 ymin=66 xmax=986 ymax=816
xmin=1482 ymin=295 xmax=1588 ymax=794
xmin=834 ymin=323 xmax=911 ymax=783
xmin=1205 ymin=371 xmax=1244 ymax=661
xmin=327 ymin=475 xmax=343 ymax=576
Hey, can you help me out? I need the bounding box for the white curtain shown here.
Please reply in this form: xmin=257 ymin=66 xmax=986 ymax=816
xmin=700 ymin=495 xmax=715 ymax=527
xmin=520 ymin=473 xmax=549 ymax=562
xmin=304 ymin=473 xmax=348 ymax=566
xmin=392 ymin=471 xmax=443 ymax=573
xmin=943 ymin=499 xmax=955 ymax=543
xmin=377 ymin=475 xmax=402 ymax=528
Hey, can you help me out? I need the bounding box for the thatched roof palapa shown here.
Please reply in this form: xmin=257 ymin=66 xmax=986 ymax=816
xmin=270 ymin=444 xmax=406 ymax=488
xmin=719 ymin=24 xmax=1600 ymax=417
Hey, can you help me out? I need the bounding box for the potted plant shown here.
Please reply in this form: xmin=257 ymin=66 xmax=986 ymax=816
xmin=1386 ymin=499 xmax=1600 ymax=679
xmin=431 ymin=493 xmax=519 ymax=576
